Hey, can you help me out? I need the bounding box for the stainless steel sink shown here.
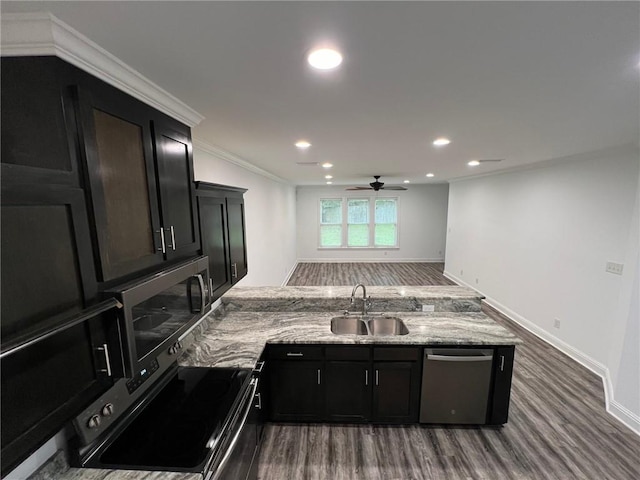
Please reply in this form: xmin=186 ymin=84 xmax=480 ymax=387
xmin=330 ymin=316 xmax=409 ymax=336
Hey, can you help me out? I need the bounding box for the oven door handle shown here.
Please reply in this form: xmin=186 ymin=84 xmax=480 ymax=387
xmin=210 ymin=378 xmax=259 ymax=480
xmin=195 ymin=274 xmax=206 ymax=313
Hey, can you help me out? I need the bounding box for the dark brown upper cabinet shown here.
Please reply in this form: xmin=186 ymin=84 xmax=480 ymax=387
xmin=195 ymin=182 xmax=247 ymax=300
xmin=76 ymin=79 xmax=199 ymax=284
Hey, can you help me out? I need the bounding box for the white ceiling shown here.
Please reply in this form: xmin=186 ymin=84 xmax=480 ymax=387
xmin=2 ymin=1 xmax=639 ymax=186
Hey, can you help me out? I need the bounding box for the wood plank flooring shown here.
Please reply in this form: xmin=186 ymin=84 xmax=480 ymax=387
xmin=287 ymin=262 xmax=456 ymax=286
xmin=257 ymin=262 xmax=640 ymax=479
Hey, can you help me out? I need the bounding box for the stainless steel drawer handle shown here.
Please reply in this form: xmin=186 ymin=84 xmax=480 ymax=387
xmin=255 ymin=392 xmax=262 ymax=410
xmin=286 ymin=352 xmax=304 ymax=357
xmin=375 ymin=369 xmax=379 ymax=386
xmin=97 ymin=343 xmax=112 ymax=377
xmin=156 ymin=229 xmax=166 ymax=254
xmin=365 ymin=370 xmax=369 ymax=386
xmin=427 ymin=354 xmax=493 ymax=362
xmin=169 ymin=225 xmax=176 ymax=250
xmin=500 ymin=355 xmax=505 ymax=371
xmin=232 ymin=263 xmax=238 ymax=278
xmin=317 ymin=369 xmax=321 ymax=385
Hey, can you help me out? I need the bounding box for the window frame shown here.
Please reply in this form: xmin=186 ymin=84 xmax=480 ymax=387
xmin=318 ymin=195 xmax=400 ymax=249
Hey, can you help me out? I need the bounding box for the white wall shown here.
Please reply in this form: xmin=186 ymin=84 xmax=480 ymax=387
xmin=193 ymin=142 xmax=297 ymax=285
xmin=296 ymin=184 xmax=449 ymax=262
xmin=445 ymin=144 xmax=640 ymax=432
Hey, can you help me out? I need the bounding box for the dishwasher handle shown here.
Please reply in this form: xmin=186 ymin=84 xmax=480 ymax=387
xmin=427 ymin=354 xmax=492 ymax=362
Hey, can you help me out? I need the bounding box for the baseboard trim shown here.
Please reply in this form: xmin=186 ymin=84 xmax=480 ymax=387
xmin=297 ymin=258 xmax=445 ymax=263
xmin=281 ymin=262 xmax=299 ymax=286
xmin=444 ymin=270 xmax=640 ymax=436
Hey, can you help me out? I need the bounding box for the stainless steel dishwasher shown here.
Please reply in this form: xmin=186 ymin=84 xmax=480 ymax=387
xmin=419 ymin=348 xmax=493 ymax=424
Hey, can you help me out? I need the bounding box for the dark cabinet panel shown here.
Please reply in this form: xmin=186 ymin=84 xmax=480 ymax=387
xmin=227 ymin=197 xmax=248 ymax=282
xmin=1 ymin=57 xmax=79 ymax=185
xmin=195 ymin=183 xmax=247 ymax=301
xmin=76 ymin=84 xmax=163 ymax=282
xmin=488 ymin=346 xmax=515 ymax=425
xmin=268 ymin=360 xmax=323 ymax=422
xmin=153 ymin=122 xmax=199 ymax=259
xmin=0 ymin=186 xmax=98 ymax=343
xmin=325 ymin=361 xmax=371 ymax=422
xmin=197 ymin=196 xmax=232 ymax=298
xmin=372 ymin=361 xmax=421 ymax=423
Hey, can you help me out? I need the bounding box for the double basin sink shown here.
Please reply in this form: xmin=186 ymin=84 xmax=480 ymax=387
xmin=330 ymin=315 xmax=409 ymax=336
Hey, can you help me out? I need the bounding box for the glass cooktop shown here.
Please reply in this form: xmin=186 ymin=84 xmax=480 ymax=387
xmin=98 ymin=366 xmax=250 ymax=470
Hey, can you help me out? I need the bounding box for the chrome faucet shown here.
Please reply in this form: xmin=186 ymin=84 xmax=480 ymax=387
xmin=350 ymin=283 xmax=372 ymax=316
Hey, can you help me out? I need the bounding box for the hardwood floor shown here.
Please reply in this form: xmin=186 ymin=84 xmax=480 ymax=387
xmin=287 ymin=262 xmax=456 ymax=286
xmin=257 ymin=262 xmax=640 ymax=479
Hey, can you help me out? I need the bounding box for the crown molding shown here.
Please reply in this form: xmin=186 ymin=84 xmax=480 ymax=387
xmin=193 ymin=139 xmax=290 ymax=185
xmin=1 ymin=12 xmax=204 ymax=127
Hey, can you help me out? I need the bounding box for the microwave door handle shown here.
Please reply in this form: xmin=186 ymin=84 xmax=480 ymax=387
xmin=195 ymin=274 xmax=206 ymax=313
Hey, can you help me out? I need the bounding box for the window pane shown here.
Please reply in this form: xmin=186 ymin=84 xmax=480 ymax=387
xmin=375 ymin=199 xmax=397 ymax=223
xmin=347 ymin=199 xmax=369 ymax=224
xmin=375 ymin=224 xmax=397 ymax=246
xmin=321 ymin=199 xmax=341 ymax=224
xmin=320 ymin=225 xmax=342 ymax=247
xmin=348 ymin=225 xmax=369 ymax=246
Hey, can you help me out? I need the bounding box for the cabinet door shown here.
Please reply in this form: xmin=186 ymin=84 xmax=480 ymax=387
xmin=325 ymin=361 xmax=371 ymax=422
xmin=76 ymin=86 xmax=163 ymax=282
xmin=226 ymin=197 xmax=248 ymax=283
xmin=488 ymin=346 xmax=515 ymax=425
xmin=153 ymin=121 xmax=199 ymax=260
xmin=1 ymin=185 xmax=98 ymax=342
xmin=197 ymin=195 xmax=232 ymax=300
xmin=372 ymin=362 xmax=420 ymax=423
xmin=269 ymin=361 xmax=323 ymax=422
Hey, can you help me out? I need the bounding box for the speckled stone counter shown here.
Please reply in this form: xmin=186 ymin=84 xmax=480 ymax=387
xmin=222 ymin=285 xmax=484 ymax=313
xmin=179 ymin=310 xmax=521 ymax=370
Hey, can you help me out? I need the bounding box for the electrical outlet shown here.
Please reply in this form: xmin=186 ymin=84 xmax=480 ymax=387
xmin=606 ymin=262 xmax=624 ymax=275
xmin=422 ymin=304 xmax=435 ymax=312
xmin=554 ymin=319 xmax=561 ymax=329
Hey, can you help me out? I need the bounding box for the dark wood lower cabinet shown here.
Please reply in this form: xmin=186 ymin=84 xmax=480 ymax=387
xmin=269 ymin=360 xmax=323 ymax=422
xmin=325 ymin=361 xmax=371 ymax=422
xmin=372 ymin=362 xmax=420 ymax=423
xmin=266 ymin=344 xmax=514 ymax=426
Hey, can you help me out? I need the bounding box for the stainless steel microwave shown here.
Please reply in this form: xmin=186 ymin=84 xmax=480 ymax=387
xmin=105 ymin=256 xmax=211 ymax=378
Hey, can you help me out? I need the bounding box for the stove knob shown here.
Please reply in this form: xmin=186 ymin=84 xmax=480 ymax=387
xmin=87 ymin=414 xmax=101 ymax=429
xmin=177 ymin=341 xmax=183 ymax=350
xmin=101 ymin=403 xmax=115 ymax=417
xmin=168 ymin=346 xmax=176 ymax=355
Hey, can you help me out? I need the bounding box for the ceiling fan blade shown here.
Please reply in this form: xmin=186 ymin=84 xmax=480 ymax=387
xmin=345 ymin=186 xmax=373 ymax=190
xmin=381 ymin=186 xmax=408 ymax=190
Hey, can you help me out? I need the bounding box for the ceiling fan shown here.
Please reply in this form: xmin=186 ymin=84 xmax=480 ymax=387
xmin=346 ymin=176 xmax=407 ymax=191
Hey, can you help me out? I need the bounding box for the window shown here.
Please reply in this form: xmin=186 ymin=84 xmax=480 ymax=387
xmin=320 ymin=199 xmax=342 ymax=247
xmin=319 ymin=197 xmax=398 ymax=248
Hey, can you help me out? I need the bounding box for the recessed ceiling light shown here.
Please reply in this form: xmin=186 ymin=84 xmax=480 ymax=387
xmin=468 ymin=160 xmax=480 ymax=166
xmin=325 ymin=175 xmax=333 ymax=179
xmin=321 ymin=162 xmax=333 ymax=169
xmin=295 ymin=140 xmax=311 ymax=149
xmin=326 ymin=181 xmax=333 ymax=185
xmin=426 ymin=173 xmax=435 ymax=178
xmin=403 ymin=180 xmax=410 ymax=184
xmin=307 ymin=48 xmax=343 ymax=70
xmin=433 ymin=138 xmax=451 ymax=147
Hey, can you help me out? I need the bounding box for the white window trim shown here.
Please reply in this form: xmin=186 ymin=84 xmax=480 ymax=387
xmin=318 ymin=195 xmax=400 ymax=249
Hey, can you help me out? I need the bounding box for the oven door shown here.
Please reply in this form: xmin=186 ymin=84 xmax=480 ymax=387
xmin=208 ymin=377 xmax=261 ymax=480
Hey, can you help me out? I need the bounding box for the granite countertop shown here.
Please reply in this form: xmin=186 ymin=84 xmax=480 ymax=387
xmin=179 ymin=310 xmax=521 ymax=370
xmin=223 ymin=285 xmax=484 ymax=299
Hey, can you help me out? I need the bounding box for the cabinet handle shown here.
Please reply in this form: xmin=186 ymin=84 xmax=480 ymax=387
xmin=375 ymin=369 xmax=379 ymax=386
xmin=500 ymin=355 xmax=505 ymax=372
xmin=97 ymin=343 xmax=112 ymax=377
xmin=286 ymin=352 xmax=304 ymax=357
xmin=365 ymin=370 xmax=369 ymax=386
xmin=169 ymin=226 xmax=176 ymax=250
xmin=157 ymin=229 xmax=166 ymax=254
xmin=232 ymin=263 xmax=238 ymax=278
xmin=317 ymin=369 xmax=321 ymax=385
xmin=255 ymin=392 xmax=262 ymax=410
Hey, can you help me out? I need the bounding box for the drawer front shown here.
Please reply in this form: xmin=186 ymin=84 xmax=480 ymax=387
xmin=325 ymin=346 xmax=370 ymax=361
xmin=373 ymin=347 xmax=421 ymax=361
xmin=267 ymin=345 xmax=323 ymax=360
